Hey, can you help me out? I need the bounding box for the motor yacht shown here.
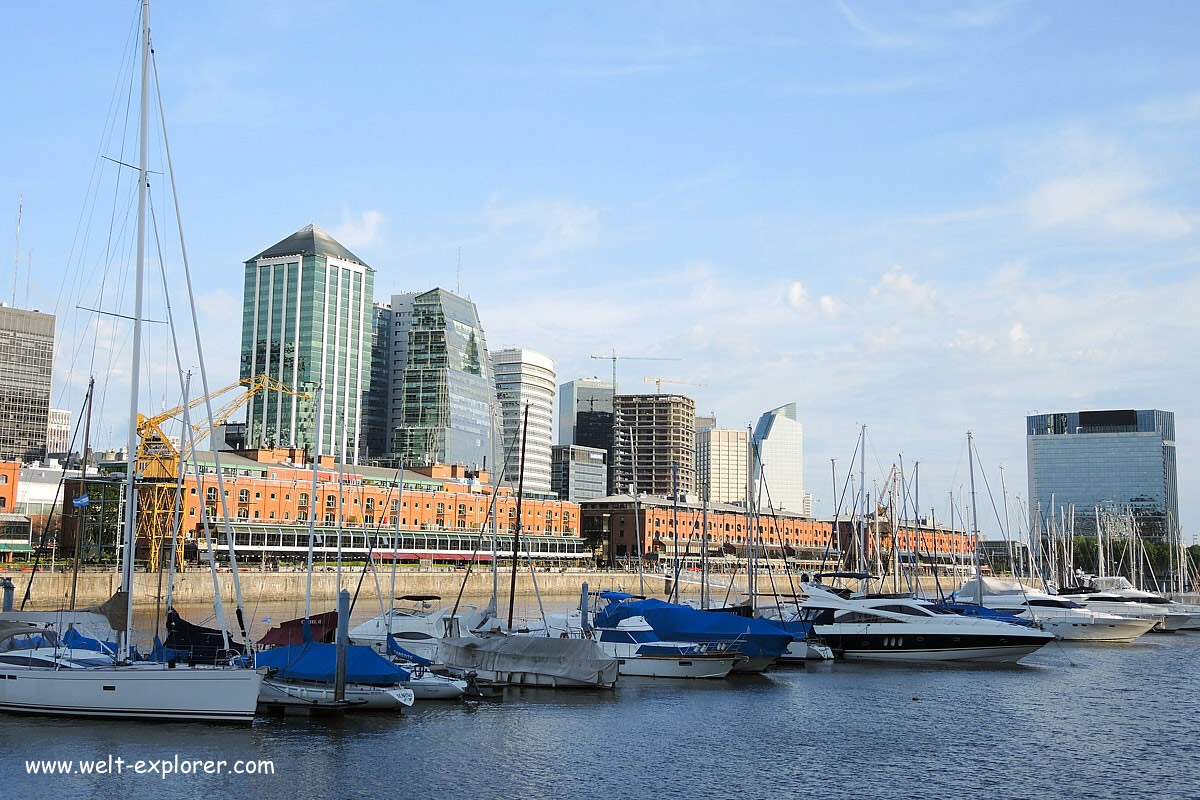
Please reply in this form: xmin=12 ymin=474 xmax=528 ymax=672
xmin=796 ymin=585 xmax=1054 ymax=663
xmin=953 ymin=578 xmax=1156 ymax=642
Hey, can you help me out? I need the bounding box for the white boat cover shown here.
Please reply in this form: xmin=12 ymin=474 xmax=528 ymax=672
xmin=956 ymin=577 xmax=1041 ymax=597
xmin=437 ymin=636 xmax=618 ymax=687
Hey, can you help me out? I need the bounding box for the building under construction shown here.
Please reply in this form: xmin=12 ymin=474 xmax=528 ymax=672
xmin=612 ymin=393 xmax=696 ymax=497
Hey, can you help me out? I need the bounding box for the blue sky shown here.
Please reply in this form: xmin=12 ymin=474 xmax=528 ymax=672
xmin=3 ymin=1 xmax=1199 ymax=540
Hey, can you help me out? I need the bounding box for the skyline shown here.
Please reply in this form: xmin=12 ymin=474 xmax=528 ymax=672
xmin=3 ymin=1 xmax=1198 ymax=538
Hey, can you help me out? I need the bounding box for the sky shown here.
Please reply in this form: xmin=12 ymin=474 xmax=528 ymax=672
xmin=3 ymin=1 xmax=1199 ymax=541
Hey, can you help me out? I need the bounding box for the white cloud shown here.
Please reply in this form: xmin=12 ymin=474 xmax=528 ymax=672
xmin=785 ymin=281 xmax=810 ymax=312
xmin=819 ymin=295 xmax=844 ymax=318
xmin=1137 ymin=93 xmax=1200 ymax=124
xmin=1007 ymin=322 xmax=1032 ymax=355
xmin=872 ymin=266 xmax=937 ymax=311
xmin=484 ymin=196 xmax=601 ymax=257
xmin=331 ymin=209 xmax=384 ymax=249
xmin=949 ymin=329 xmax=995 ymax=353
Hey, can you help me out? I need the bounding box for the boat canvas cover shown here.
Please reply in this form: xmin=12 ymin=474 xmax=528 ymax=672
xmin=955 ymin=577 xmax=1041 ymax=598
xmin=256 ymin=641 xmax=409 ymax=685
xmin=437 ymin=636 xmax=618 ymax=686
xmin=258 ymin=610 xmax=339 ymax=647
xmin=595 ymin=598 xmax=793 ymax=659
xmin=387 ymin=635 xmax=433 ymax=666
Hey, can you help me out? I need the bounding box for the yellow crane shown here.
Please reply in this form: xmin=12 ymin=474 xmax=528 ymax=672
xmin=642 ymin=377 xmax=706 ymax=394
xmin=136 ymin=375 xmax=310 ymax=571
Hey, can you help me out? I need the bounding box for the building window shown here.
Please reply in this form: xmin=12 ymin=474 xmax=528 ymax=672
xmin=326 ymin=495 xmax=336 ymax=509
xmin=237 ymin=508 xmax=249 ymax=519
xmin=324 ymin=512 xmax=335 ymax=523
xmin=238 ymin=489 xmax=249 ymax=503
xmin=206 ymin=487 xmax=217 ymax=502
xmin=299 ymin=492 xmax=309 ymax=507
xmin=255 ymin=492 xmax=262 ymax=500
xmin=284 ymin=512 xmax=290 ymax=520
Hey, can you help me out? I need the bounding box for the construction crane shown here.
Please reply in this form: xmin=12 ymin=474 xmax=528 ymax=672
xmin=643 ymin=377 xmax=706 ymax=394
xmin=135 ymin=375 xmax=310 ymax=571
xmin=590 ymin=349 xmax=680 ymax=392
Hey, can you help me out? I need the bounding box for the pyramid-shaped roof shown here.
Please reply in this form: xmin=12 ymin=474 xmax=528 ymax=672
xmin=250 ymin=223 xmax=367 ymax=266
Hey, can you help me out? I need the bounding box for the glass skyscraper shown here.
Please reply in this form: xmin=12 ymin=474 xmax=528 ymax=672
xmin=1026 ymin=409 xmax=1179 ymax=540
xmin=491 ymin=348 xmax=555 ymax=492
xmin=0 ymin=306 xmax=55 ymax=462
xmin=752 ymin=402 xmax=810 ymax=515
xmin=393 ymin=289 xmax=494 ymax=472
xmin=240 ymin=223 xmax=374 ymax=462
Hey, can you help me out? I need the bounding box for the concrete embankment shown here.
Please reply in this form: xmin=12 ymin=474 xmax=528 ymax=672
xmin=3 ymin=568 xmax=962 ymax=609
xmin=0 ymin=568 xmax=671 ymax=609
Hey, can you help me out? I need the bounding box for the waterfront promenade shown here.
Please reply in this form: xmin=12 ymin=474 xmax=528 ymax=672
xmin=1 ymin=567 xmax=956 ymax=608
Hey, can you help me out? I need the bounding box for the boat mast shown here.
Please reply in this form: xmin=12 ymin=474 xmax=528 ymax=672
xmin=671 ymin=460 xmax=679 ymax=603
xmin=506 ymin=405 xmax=530 ymax=631
xmin=389 ymin=457 xmax=403 ymax=632
xmin=858 ymin=424 xmax=866 ymax=592
xmin=304 ymin=384 xmax=324 ymax=620
xmin=117 ymin=0 xmax=151 ymax=664
xmin=967 ymin=430 xmax=982 ymax=606
xmin=68 ymin=376 xmax=94 ymax=611
xmin=700 ymin=487 xmax=709 ymax=609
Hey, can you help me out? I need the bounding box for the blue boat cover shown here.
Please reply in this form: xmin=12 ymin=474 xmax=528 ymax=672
xmin=599 ymin=591 xmax=636 ymax=601
xmin=63 ymin=627 xmax=116 ymax=654
xmin=594 ymin=598 xmax=794 ymax=659
xmin=386 ymin=635 xmax=433 ymax=667
xmin=255 ymin=641 xmax=410 ymax=685
xmin=938 ymin=602 xmax=1037 ymax=628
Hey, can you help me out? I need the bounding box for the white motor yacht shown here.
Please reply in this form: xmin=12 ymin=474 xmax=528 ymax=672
xmin=1057 ymin=583 xmax=1191 ymax=632
xmin=1074 ymin=577 xmax=1200 ymax=631
xmin=350 ymin=596 xmax=486 ymax=662
xmin=797 ymin=585 xmax=1054 ymax=663
xmin=954 ymin=578 xmax=1156 ymax=643
xmin=591 ymin=615 xmax=742 ymax=679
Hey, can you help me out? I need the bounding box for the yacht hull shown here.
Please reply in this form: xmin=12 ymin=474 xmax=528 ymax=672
xmin=1040 ymin=616 xmax=1156 ymax=642
xmin=259 ymin=679 xmax=414 ymax=709
xmin=819 ymin=632 xmax=1052 ymax=664
xmin=0 ymin=660 xmax=263 ymax=722
xmin=614 ymin=654 xmax=738 ymax=679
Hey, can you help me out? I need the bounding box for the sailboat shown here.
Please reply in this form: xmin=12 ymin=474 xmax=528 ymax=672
xmin=0 ymin=0 xmax=263 ymax=722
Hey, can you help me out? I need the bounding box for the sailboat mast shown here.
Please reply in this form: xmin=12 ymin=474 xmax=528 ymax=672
xmin=69 ymin=377 xmax=95 ymax=611
xmin=304 ymin=384 xmax=324 ymax=620
xmin=858 ymin=424 xmax=866 ymax=587
xmin=967 ymin=430 xmax=982 ymax=606
xmin=671 ymin=460 xmax=679 ymax=603
xmin=506 ymin=405 xmax=530 ymax=631
xmin=701 ymin=488 xmax=709 ymax=609
xmin=118 ymin=0 xmax=151 ymax=663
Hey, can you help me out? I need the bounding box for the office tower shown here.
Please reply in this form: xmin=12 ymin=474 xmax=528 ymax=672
xmin=240 ymin=223 xmax=374 ymax=462
xmin=559 ymin=377 xmax=615 ymax=492
xmin=491 ymin=348 xmax=555 ymax=492
xmin=394 ymin=288 xmax=494 ymax=471
xmin=613 ymin=393 xmax=696 ymax=497
xmin=752 ymin=402 xmax=809 ymax=514
xmin=385 ymin=292 xmax=418 ymax=454
xmin=1027 ymin=409 xmax=1179 ymax=540
xmin=0 ymin=306 xmax=54 ymax=462
xmin=697 ymin=427 xmax=748 ymax=505
xmin=47 ymin=408 xmax=71 ymax=456
xmin=361 ymin=302 xmax=392 ymax=460
xmin=552 ymin=444 xmax=608 ymax=502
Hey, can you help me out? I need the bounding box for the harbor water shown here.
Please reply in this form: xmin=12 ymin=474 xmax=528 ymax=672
xmin=3 ymin=612 xmax=1197 ymax=800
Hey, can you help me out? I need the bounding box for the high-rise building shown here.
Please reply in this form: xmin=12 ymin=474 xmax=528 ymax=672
xmin=613 ymin=393 xmax=696 ymax=497
xmin=386 ymin=292 xmax=418 ymax=453
xmin=559 ymin=377 xmax=615 ymax=492
xmin=47 ymin=408 xmax=71 ymax=456
xmin=697 ymin=427 xmax=748 ymax=505
xmin=552 ymin=444 xmax=608 ymax=502
xmin=0 ymin=306 xmax=54 ymax=462
xmin=752 ymin=402 xmax=809 ymax=514
xmin=491 ymin=348 xmax=555 ymax=492
xmin=361 ymin=302 xmax=392 ymax=460
xmin=394 ymin=288 xmax=494 ymax=471
xmin=1027 ymin=409 xmax=1179 ymax=540
xmin=240 ymin=223 xmax=374 ymax=462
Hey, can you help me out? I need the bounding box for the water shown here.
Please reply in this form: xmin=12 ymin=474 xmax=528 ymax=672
xmin=3 ymin=626 xmax=1197 ymax=799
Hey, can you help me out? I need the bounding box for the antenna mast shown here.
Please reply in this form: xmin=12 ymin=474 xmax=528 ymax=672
xmin=12 ymin=193 xmax=22 ymax=307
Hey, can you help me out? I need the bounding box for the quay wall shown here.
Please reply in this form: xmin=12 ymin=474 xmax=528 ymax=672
xmin=2 ymin=569 xmax=956 ymax=609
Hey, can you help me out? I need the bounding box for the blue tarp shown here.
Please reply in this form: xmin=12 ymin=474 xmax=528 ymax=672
xmin=594 ymin=598 xmax=794 ymax=660
xmin=386 ymin=635 xmax=433 ymax=667
xmin=62 ymin=627 xmax=115 ymax=654
xmin=255 ymin=641 xmax=410 ymax=685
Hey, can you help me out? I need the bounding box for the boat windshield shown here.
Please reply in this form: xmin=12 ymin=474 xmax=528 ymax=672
xmin=0 ymin=628 xmax=61 ymax=651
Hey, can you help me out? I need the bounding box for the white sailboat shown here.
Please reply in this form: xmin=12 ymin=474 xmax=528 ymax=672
xmin=0 ymin=0 xmax=262 ymax=722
